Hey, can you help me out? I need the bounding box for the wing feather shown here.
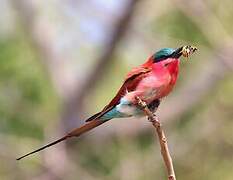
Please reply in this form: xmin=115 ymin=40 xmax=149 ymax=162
xmin=86 ymin=67 xmax=151 ymax=122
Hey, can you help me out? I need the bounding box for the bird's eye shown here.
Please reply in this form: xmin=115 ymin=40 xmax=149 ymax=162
xmin=164 ymin=63 xmax=169 ymax=67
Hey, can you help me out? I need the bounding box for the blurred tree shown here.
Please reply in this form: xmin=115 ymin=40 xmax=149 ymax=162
xmin=0 ymin=0 xmax=232 ymax=179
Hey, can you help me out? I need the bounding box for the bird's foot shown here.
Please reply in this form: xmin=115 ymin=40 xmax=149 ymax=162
xmin=148 ymin=113 xmax=159 ymax=122
xmin=148 ymin=114 xmax=160 ymax=126
xmin=135 ymin=96 xmax=147 ymax=109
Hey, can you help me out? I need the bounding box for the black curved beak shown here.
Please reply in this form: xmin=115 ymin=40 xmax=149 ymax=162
xmin=170 ymin=46 xmax=184 ymax=59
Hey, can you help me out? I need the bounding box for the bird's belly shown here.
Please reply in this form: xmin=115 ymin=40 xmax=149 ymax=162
xmin=156 ymin=83 xmax=175 ymax=98
xmin=115 ymin=89 xmax=158 ymax=117
xmin=139 ymin=88 xmax=158 ymax=103
xmin=138 ymin=76 xmax=176 ymax=101
xmin=115 ymin=77 xmax=175 ymax=117
xmin=116 ymin=99 xmax=138 ymax=117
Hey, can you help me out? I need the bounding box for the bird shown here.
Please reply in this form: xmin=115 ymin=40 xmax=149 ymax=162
xmin=17 ymin=45 xmax=197 ymax=160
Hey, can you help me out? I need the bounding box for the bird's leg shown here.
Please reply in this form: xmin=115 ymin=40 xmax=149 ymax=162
xmin=147 ymin=113 xmax=159 ymax=124
xmin=147 ymin=99 xmax=161 ymax=124
xmin=135 ymin=96 xmax=147 ymax=109
xmin=135 ymin=97 xmax=160 ymax=125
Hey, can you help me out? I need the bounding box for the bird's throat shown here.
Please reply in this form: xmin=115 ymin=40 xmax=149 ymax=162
xmin=166 ymin=59 xmax=179 ymax=85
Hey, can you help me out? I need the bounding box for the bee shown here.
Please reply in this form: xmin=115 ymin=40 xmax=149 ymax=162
xmin=182 ymin=45 xmax=198 ymax=58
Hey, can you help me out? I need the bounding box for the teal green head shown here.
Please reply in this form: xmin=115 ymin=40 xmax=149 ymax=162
xmin=152 ymin=46 xmax=197 ymax=62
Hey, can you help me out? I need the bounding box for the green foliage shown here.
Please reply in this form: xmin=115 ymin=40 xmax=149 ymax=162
xmin=1 ymin=1 xmax=233 ymax=180
xmin=154 ymin=10 xmax=210 ymax=47
xmin=0 ymin=35 xmax=57 ymax=139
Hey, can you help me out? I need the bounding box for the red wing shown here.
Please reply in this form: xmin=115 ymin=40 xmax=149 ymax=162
xmin=103 ymin=66 xmax=151 ymax=111
xmin=85 ymin=66 xmax=151 ymax=122
xmin=125 ymin=66 xmax=150 ymax=79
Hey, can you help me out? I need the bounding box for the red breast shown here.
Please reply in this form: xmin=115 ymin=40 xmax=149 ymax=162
xmin=150 ymin=59 xmax=180 ymax=99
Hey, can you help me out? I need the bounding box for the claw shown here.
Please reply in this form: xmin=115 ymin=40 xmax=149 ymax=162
xmin=140 ymin=101 xmax=147 ymax=109
xmin=148 ymin=113 xmax=159 ymax=123
xmin=135 ymin=96 xmax=147 ymax=109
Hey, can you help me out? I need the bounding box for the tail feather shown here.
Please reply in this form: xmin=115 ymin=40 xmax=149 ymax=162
xmin=85 ymin=112 xmax=102 ymax=122
xmin=16 ymin=119 xmax=106 ymax=160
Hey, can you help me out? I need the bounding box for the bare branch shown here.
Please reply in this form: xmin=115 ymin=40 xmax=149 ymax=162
xmin=136 ymin=97 xmax=176 ymax=180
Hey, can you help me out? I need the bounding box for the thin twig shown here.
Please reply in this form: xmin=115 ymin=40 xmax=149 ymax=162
xmin=136 ymin=97 xmax=176 ymax=180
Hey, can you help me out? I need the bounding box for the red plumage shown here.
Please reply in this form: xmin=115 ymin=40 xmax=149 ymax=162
xmin=17 ymin=45 xmax=197 ymax=160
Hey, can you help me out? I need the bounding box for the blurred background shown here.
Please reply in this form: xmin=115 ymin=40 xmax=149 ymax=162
xmin=0 ymin=0 xmax=233 ymax=179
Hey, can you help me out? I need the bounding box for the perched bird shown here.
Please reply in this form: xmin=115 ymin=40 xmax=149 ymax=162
xmin=17 ymin=45 xmax=197 ymax=160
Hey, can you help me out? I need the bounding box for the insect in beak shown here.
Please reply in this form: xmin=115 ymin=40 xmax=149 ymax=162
xmin=181 ymin=45 xmax=198 ymax=59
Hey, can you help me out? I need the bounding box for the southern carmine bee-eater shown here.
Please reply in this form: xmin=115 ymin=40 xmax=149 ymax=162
xmin=17 ymin=45 xmax=197 ymax=160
